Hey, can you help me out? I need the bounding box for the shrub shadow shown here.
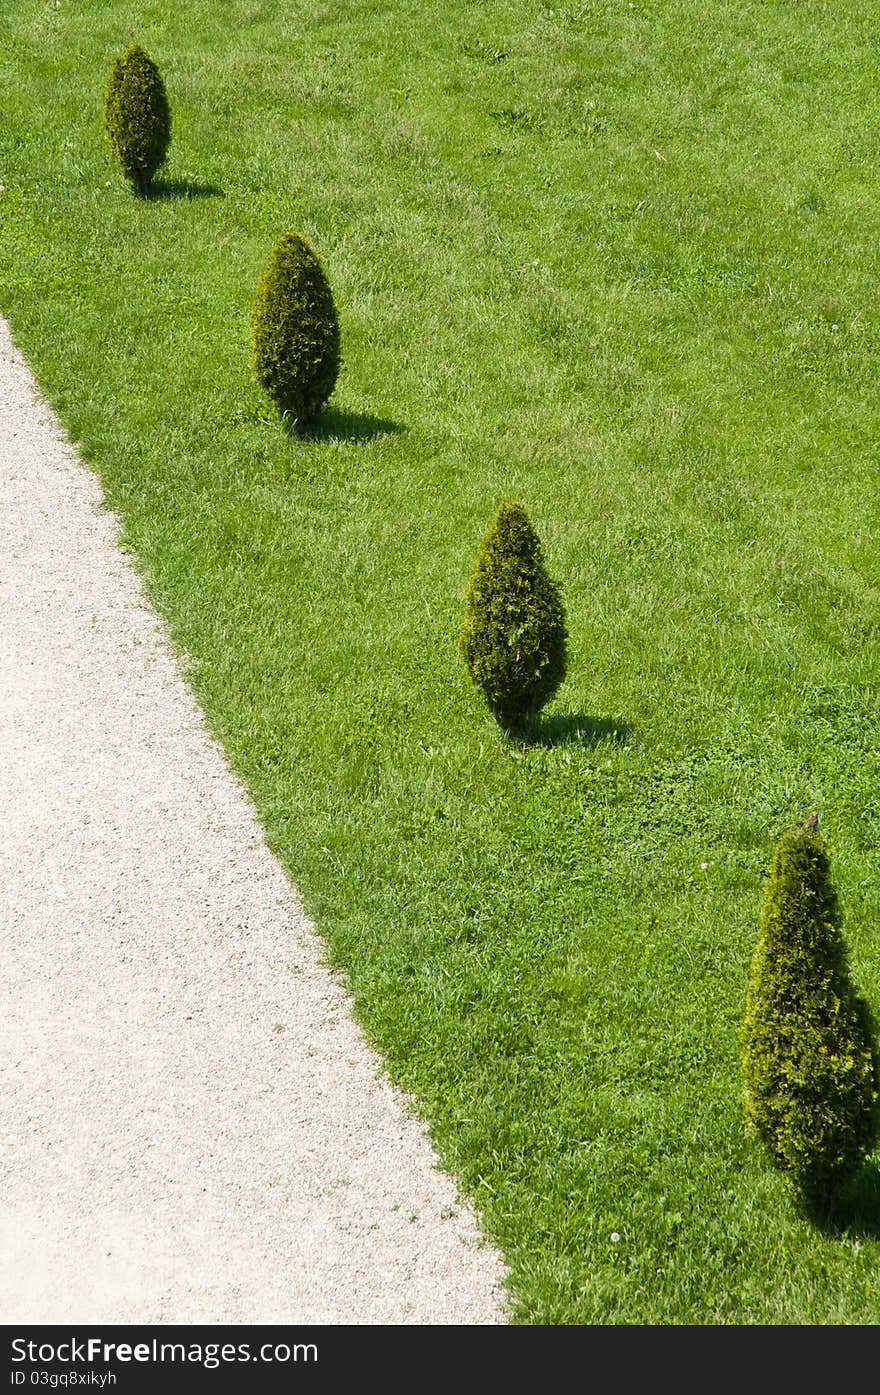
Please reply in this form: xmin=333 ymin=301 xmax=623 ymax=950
xmin=295 ymin=408 xmax=406 ymax=444
xmin=536 ymin=713 xmax=633 ymax=749
xmin=144 ymin=178 xmax=225 ymax=201
xmin=815 ymin=1161 xmax=880 ymax=1240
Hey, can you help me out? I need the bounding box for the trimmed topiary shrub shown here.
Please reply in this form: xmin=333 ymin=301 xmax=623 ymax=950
xmin=741 ymin=817 xmax=880 ymax=1221
xmin=103 ymin=44 xmax=171 ymax=195
xmin=459 ymin=500 xmax=567 ymax=739
xmin=249 ymin=231 xmax=341 ymax=432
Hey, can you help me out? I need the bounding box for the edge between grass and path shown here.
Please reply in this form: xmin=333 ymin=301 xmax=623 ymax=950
xmin=0 ymin=313 xmax=510 ymax=1325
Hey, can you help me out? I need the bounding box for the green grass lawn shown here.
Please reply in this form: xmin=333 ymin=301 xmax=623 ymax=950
xmin=4 ymin=0 xmax=880 ymax=1322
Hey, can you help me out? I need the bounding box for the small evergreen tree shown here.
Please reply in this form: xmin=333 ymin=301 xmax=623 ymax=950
xmin=249 ymin=231 xmax=340 ymax=431
xmin=103 ymin=44 xmax=171 ymax=195
xmin=459 ymin=501 xmax=567 ymax=738
xmin=741 ymin=818 xmax=880 ymax=1221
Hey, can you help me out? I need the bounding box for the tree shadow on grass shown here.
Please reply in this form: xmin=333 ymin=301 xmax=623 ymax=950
xmin=293 ymin=407 xmax=407 ymax=444
xmin=144 ymin=177 xmax=225 ymax=200
xmin=536 ymin=712 xmax=633 ymax=749
xmin=814 ymin=1161 xmax=880 ymax=1240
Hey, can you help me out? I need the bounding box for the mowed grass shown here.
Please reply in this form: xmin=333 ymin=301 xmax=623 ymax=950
xmin=4 ymin=0 xmax=880 ymax=1322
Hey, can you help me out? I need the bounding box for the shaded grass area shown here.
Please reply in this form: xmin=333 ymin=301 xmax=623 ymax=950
xmin=3 ymin=0 xmax=880 ymax=1321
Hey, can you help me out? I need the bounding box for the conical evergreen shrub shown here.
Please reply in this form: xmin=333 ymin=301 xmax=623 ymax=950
xmin=250 ymin=231 xmax=340 ymax=431
xmin=103 ymin=44 xmax=171 ymax=195
xmin=459 ymin=501 xmax=567 ymax=738
xmin=741 ymin=819 xmax=880 ymax=1220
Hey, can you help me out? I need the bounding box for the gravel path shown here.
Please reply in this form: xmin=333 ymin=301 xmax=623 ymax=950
xmin=0 ymin=317 xmax=508 ymax=1324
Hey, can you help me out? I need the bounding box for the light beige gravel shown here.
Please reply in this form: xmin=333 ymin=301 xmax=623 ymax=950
xmin=0 ymin=316 xmax=509 ymax=1324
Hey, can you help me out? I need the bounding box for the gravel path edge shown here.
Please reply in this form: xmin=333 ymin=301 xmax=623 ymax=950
xmin=0 ymin=315 xmax=510 ymax=1325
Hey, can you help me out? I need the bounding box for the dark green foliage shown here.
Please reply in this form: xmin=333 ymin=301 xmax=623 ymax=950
xmin=103 ymin=44 xmax=171 ymax=194
xmin=459 ymin=501 xmax=567 ymax=737
xmin=741 ymin=821 xmax=880 ymax=1220
xmin=249 ymin=232 xmax=341 ymax=430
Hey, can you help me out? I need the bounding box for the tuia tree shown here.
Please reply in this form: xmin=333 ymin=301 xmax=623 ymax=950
xmin=459 ymin=500 xmax=567 ymax=739
xmin=103 ymin=44 xmax=171 ymax=195
xmin=741 ymin=817 xmax=880 ymax=1222
xmin=249 ymin=231 xmax=340 ymax=432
